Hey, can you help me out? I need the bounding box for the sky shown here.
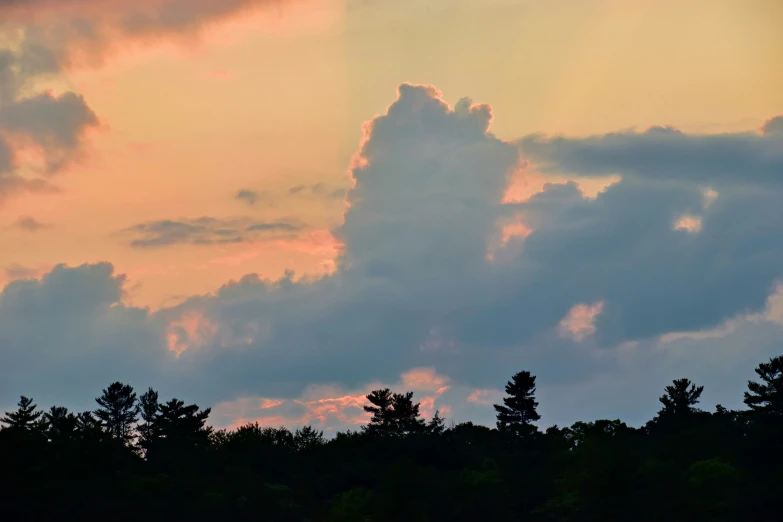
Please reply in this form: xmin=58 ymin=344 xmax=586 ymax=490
xmin=1 ymin=0 xmax=782 ymax=434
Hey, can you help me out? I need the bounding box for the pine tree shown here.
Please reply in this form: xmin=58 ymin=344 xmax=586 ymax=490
xmin=427 ymin=410 xmax=446 ymax=435
xmin=744 ymin=355 xmax=783 ymax=416
xmin=658 ymin=378 xmax=704 ymax=416
xmin=94 ymin=382 xmax=139 ymax=444
xmin=390 ymin=391 xmax=426 ymax=436
xmin=363 ymin=389 xmax=425 ymax=436
xmin=156 ymin=398 xmax=211 ymax=445
xmin=1 ymin=396 xmax=44 ymax=431
xmin=363 ymin=388 xmax=395 ymax=435
xmin=44 ymin=406 xmax=78 ymax=443
xmin=494 ymin=371 xmax=541 ymax=437
xmin=137 ymin=387 xmax=160 ymax=454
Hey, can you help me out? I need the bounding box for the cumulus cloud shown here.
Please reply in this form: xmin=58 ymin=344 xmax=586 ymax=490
xmin=2 ymin=84 xmax=783 ymax=430
xmin=119 ymin=216 xmax=305 ymax=248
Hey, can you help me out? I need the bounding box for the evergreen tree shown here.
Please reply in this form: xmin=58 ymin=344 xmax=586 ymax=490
xmin=390 ymin=391 xmax=426 ymax=436
xmin=658 ymin=378 xmax=704 ymax=416
xmin=1 ymin=396 xmax=44 ymax=431
xmin=363 ymin=389 xmax=425 ymax=436
xmin=494 ymin=371 xmax=541 ymax=437
xmin=427 ymin=410 xmax=446 ymax=435
xmin=363 ymin=388 xmax=395 ymax=435
xmin=156 ymin=398 xmax=211 ymax=445
xmin=744 ymin=355 xmax=783 ymax=416
xmin=44 ymin=406 xmax=78 ymax=443
xmin=94 ymin=382 xmax=139 ymax=444
xmin=137 ymin=387 xmax=160 ymax=454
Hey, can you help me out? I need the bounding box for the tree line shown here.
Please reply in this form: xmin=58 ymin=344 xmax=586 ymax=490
xmin=2 ymin=355 xmax=783 ymax=521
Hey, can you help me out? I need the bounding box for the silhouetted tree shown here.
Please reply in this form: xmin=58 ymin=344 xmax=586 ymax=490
xmin=744 ymin=355 xmax=783 ymax=416
xmin=390 ymin=391 xmax=426 ymax=436
xmin=364 ymin=388 xmax=394 ymax=435
xmin=156 ymin=398 xmax=211 ymax=445
xmin=44 ymin=406 xmax=78 ymax=443
xmin=94 ymin=382 xmax=139 ymax=444
xmin=427 ymin=410 xmax=446 ymax=435
xmin=658 ymin=378 xmax=704 ymax=416
xmin=363 ymin=389 xmax=425 ymax=437
xmin=1 ymin=396 xmax=44 ymax=431
xmin=137 ymin=387 xmax=160 ymax=454
xmin=293 ymin=425 xmax=325 ymax=452
xmin=494 ymin=371 xmax=541 ymax=437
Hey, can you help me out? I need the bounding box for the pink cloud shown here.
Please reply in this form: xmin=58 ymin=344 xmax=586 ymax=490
xmin=466 ymin=388 xmax=504 ymax=406
xmin=558 ymin=301 xmax=605 ymax=342
xmin=165 ymin=310 xmax=218 ymax=356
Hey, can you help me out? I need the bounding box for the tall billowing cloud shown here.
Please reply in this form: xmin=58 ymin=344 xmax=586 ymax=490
xmin=1 ymin=85 xmax=782 ymax=430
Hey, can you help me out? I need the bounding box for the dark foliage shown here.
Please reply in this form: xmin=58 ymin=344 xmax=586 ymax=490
xmin=2 ymin=356 xmax=783 ymax=521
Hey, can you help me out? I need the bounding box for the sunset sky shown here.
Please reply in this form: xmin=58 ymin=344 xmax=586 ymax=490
xmin=1 ymin=0 xmax=782 ymax=433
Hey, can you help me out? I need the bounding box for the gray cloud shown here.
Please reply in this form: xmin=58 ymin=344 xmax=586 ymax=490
xmin=0 ymin=0 xmax=298 ymax=71
xmin=762 ymin=116 xmax=783 ymax=137
xmin=2 ymin=84 xmax=782 ymax=431
xmin=235 ymin=189 xmax=259 ymax=205
xmin=120 ymin=216 xmax=305 ymax=248
xmin=289 ymin=183 xmax=344 ymax=199
xmin=10 ymin=216 xmax=52 ymax=232
xmin=0 ymin=43 xmax=100 ymax=203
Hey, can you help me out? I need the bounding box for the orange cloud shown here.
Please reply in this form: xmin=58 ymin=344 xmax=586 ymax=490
xmin=503 ymin=165 xmax=620 ymax=204
xmin=673 ymin=214 xmax=702 ymax=233
xmin=558 ymin=301 xmax=605 ymax=342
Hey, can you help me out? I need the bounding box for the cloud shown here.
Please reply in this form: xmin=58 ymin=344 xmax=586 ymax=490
xmin=4 ymin=263 xmax=40 ymax=280
xmin=119 ymin=216 xmax=305 ymax=248
xmin=2 ymin=84 xmax=783 ymax=431
xmin=0 ymin=0 xmax=297 ymax=71
xmin=288 ymin=183 xmax=344 ymax=199
xmin=10 ymin=215 xmax=52 ymax=232
xmin=0 ymin=45 xmax=99 ymax=204
xmin=235 ymin=189 xmax=259 ymax=205
xmin=761 ymin=116 xmax=783 ymax=137
xmin=559 ymin=302 xmax=604 ymax=342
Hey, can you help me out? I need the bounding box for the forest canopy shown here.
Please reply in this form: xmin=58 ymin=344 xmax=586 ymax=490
xmin=2 ymin=355 xmax=783 ymax=521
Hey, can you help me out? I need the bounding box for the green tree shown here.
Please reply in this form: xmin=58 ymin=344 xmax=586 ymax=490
xmin=94 ymin=382 xmax=139 ymax=444
xmin=744 ymin=355 xmax=783 ymax=416
xmin=658 ymin=378 xmax=704 ymax=416
xmin=1 ymin=396 xmax=44 ymax=431
xmin=494 ymin=371 xmax=541 ymax=437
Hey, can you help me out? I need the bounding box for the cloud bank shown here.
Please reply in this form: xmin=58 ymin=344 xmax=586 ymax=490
xmin=1 ymin=84 xmax=782 ymax=432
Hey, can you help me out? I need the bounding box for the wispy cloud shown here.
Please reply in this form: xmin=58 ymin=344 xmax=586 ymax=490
xmin=120 ymin=216 xmax=305 ymax=248
xmin=10 ymin=216 xmax=52 ymax=232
